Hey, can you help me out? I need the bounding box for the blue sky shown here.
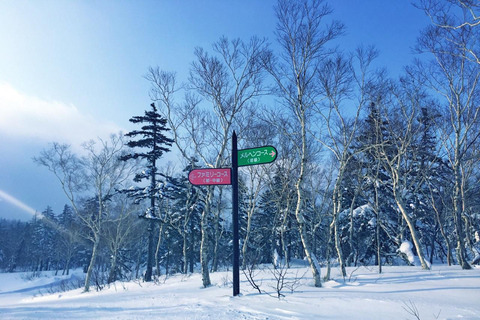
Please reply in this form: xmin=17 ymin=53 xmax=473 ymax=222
xmin=0 ymin=0 xmax=429 ymax=221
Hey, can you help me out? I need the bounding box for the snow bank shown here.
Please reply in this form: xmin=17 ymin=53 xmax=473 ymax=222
xmin=398 ymin=240 xmax=431 ymax=269
xmin=399 ymin=240 xmax=417 ymax=265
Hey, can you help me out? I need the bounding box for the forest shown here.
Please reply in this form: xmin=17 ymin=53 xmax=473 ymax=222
xmin=1 ymin=0 xmax=479 ymax=292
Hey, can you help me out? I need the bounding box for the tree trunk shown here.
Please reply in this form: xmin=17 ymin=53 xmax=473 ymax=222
xmin=376 ymin=209 xmax=382 ymax=274
xmin=333 ymin=216 xmax=346 ymax=278
xmin=294 ymin=120 xmax=322 ymax=287
xmin=200 ymin=213 xmax=211 ymax=287
xmin=145 ymin=156 xmax=157 ymax=282
xmin=347 ymin=207 xmax=355 ymax=267
xmin=135 ymin=246 xmax=142 ymax=279
xmin=182 ymin=232 xmax=188 ymax=274
xmin=395 ymin=195 xmax=430 ymax=270
xmin=189 ymin=215 xmax=195 ymax=274
xmin=280 ymin=208 xmax=290 ymax=268
xmin=332 ymin=178 xmax=347 ymax=278
xmin=84 ymin=234 xmax=100 ymax=292
xmin=155 ymin=223 xmax=164 ymax=277
xmin=431 ymin=192 xmax=452 ymax=265
xmin=211 ymin=208 xmax=222 ymax=273
xmin=453 ymin=167 xmax=472 ymax=269
xmin=325 ymin=218 xmax=335 ymax=281
xmin=429 ymin=223 xmax=438 ymax=264
xmin=200 ymin=195 xmax=212 ymax=287
xmin=108 ymin=249 xmax=118 ymax=284
xmin=373 ymin=183 xmax=382 ymax=274
xmin=347 ymin=190 xmax=359 ymax=267
xmin=144 ymin=219 xmax=155 ymax=282
xmin=242 ymin=204 xmax=256 ymax=270
xmin=63 ymin=254 xmax=71 ymax=276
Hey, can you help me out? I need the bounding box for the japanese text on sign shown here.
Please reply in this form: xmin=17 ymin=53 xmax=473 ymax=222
xmin=188 ymin=168 xmax=232 ymax=185
xmin=238 ymin=146 xmax=277 ymax=167
xmin=240 ymin=149 xmax=270 ymax=162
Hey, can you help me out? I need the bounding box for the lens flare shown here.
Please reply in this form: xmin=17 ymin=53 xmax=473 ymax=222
xmin=0 ymin=189 xmax=37 ymax=216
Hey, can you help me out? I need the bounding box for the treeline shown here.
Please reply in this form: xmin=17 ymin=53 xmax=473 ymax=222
xmin=1 ymin=0 xmax=480 ymax=290
xmin=0 ymin=204 xmax=145 ymax=280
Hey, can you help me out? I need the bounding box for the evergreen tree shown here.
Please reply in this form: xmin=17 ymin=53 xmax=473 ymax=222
xmin=337 ymin=151 xmax=366 ymax=266
xmin=59 ymin=204 xmax=74 ymax=228
xmin=414 ymin=107 xmax=453 ymax=264
xmin=120 ymin=102 xmax=174 ymax=282
xmin=257 ymin=167 xmax=298 ymax=265
xmin=57 ymin=204 xmax=81 ymax=275
xmin=353 ymin=102 xmax=398 ymax=271
xmin=30 ymin=213 xmax=44 ymax=271
xmin=166 ymin=164 xmax=204 ymax=274
xmin=40 ymin=206 xmax=57 ymax=271
xmin=0 ymin=219 xmax=29 ymax=272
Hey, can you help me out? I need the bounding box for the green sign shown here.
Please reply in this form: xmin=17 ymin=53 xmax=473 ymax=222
xmin=238 ymin=146 xmax=277 ymax=167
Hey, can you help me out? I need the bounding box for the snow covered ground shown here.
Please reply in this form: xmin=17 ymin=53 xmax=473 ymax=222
xmin=0 ymin=264 xmax=479 ymax=320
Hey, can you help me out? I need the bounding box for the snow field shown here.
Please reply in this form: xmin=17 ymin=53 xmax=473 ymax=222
xmin=0 ymin=265 xmax=479 ymax=319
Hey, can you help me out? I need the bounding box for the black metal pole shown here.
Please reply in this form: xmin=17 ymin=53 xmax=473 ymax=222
xmin=232 ymin=131 xmax=240 ymax=296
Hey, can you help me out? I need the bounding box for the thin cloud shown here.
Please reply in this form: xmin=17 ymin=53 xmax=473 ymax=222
xmin=0 ymin=82 xmax=123 ymax=146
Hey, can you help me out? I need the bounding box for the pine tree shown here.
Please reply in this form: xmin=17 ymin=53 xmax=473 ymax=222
xmin=120 ymin=102 xmax=174 ymax=282
xmin=57 ymin=205 xmax=80 ymax=275
xmin=59 ymin=204 xmax=74 ymax=228
xmin=40 ymin=206 xmax=57 ymax=271
xmin=166 ymin=164 xmax=205 ymax=274
xmin=257 ymin=167 xmax=298 ymax=266
xmin=414 ymin=107 xmax=452 ymax=264
xmin=353 ymin=102 xmax=398 ymax=271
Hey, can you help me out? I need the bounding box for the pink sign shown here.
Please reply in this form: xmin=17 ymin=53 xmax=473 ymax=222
xmin=188 ymin=168 xmax=232 ymax=186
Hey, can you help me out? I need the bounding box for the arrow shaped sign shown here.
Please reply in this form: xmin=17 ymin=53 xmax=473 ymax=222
xmin=188 ymin=168 xmax=232 ymax=185
xmin=238 ymin=146 xmax=277 ymax=167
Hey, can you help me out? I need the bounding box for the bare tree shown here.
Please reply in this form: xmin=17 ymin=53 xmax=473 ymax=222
xmin=414 ymin=19 xmax=480 ymax=269
xmin=418 ymin=0 xmax=480 ymax=65
xmin=240 ymin=164 xmax=267 ymax=269
xmin=264 ymin=0 xmax=345 ymax=287
xmin=239 ymin=115 xmax=277 ymax=269
xmin=165 ymin=166 xmax=203 ymax=274
xmin=104 ymin=194 xmax=141 ymax=283
xmin=376 ymin=77 xmax=432 ymax=270
xmin=147 ymin=35 xmax=270 ymax=287
xmin=314 ymin=47 xmax=383 ymax=278
xmin=303 ymin=160 xmax=333 ymax=267
xmin=56 ymin=206 xmax=82 ymax=276
xmin=426 ymin=180 xmax=454 ymax=265
xmin=34 ymin=134 xmax=135 ymax=291
xmin=261 ymin=110 xmax=302 ymax=267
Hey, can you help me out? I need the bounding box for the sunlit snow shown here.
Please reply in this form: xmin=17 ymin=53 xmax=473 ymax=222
xmin=0 ymin=264 xmax=479 ymax=319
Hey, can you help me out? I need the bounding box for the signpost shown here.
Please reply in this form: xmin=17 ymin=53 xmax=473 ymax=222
xmin=188 ymin=168 xmax=232 ymax=186
xmin=188 ymin=131 xmax=277 ymax=297
xmin=238 ymin=146 xmax=277 ymax=167
xmin=232 ymin=132 xmax=239 ymax=296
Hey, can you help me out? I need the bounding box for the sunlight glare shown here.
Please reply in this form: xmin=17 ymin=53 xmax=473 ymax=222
xmin=0 ymin=189 xmax=37 ymax=216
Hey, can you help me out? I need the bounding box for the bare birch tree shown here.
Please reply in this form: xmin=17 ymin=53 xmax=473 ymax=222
xmin=413 ymin=19 xmax=480 ymax=269
xmin=239 ymin=116 xmax=278 ymax=269
xmin=264 ymin=0 xmax=345 ymax=287
xmin=314 ymin=47 xmax=384 ymax=278
xmin=418 ymin=0 xmax=480 ymax=65
xmin=104 ymin=194 xmax=141 ymax=283
xmin=147 ymin=35 xmax=269 ymax=287
xmin=34 ymin=134 xmax=135 ymax=291
xmin=375 ymin=77 xmax=432 ymax=270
